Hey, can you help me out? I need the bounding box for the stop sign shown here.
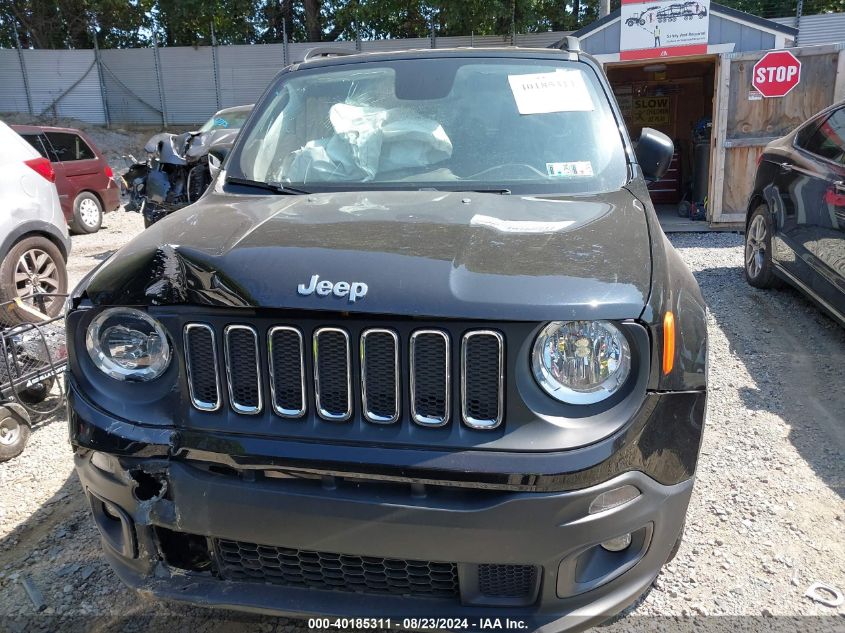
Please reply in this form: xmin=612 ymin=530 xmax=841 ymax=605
xmin=752 ymin=50 xmax=802 ymax=98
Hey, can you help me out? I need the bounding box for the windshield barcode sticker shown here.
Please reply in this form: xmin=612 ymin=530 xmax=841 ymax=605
xmin=508 ymin=70 xmax=594 ymax=114
xmin=546 ymin=161 xmax=594 ymax=177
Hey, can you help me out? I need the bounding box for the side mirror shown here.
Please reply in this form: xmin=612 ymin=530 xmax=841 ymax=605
xmin=635 ymin=128 xmax=674 ymax=182
xmin=207 ymin=144 xmax=231 ymax=180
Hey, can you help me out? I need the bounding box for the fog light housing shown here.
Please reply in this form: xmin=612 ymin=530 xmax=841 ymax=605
xmin=601 ymin=533 xmax=632 ymax=552
xmin=87 ymin=491 xmax=137 ymax=559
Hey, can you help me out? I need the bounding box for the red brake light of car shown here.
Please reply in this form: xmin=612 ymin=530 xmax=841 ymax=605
xmin=24 ymin=157 xmax=55 ymax=182
xmin=104 ymin=165 xmax=113 ymax=178
xmin=756 ymin=153 xmax=764 ymax=168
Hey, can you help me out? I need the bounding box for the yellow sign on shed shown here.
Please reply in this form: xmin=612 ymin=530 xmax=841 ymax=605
xmin=633 ymin=96 xmax=671 ymax=126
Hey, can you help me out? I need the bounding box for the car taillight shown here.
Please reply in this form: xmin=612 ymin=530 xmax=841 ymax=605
xmin=24 ymin=157 xmax=55 ymax=182
xmin=756 ymin=153 xmax=765 ymax=168
xmin=104 ymin=165 xmax=113 ymax=178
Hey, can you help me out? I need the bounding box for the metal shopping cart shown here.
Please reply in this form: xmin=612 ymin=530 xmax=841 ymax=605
xmin=0 ymin=294 xmax=68 ymax=462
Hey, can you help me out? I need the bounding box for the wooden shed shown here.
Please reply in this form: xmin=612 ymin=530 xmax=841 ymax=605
xmin=562 ymin=4 xmax=845 ymax=227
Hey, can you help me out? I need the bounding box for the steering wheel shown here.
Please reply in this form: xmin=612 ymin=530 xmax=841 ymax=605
xmin=467 ymin=163 xmax=549 ymax=180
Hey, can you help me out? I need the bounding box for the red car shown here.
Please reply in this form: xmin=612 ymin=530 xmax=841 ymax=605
xmin=12 ymin=125 xmax=120 ymax=234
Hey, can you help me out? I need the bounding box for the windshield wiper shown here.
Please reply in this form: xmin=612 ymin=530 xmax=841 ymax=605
xmin=226 ymin=176 xmax=311 ymax=195
xmin=465 ymin=188 xmax=511 ymax=195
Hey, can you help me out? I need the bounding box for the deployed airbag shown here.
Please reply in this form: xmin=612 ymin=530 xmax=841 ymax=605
xmin=285 ymin=103 xmax=452 ymax=182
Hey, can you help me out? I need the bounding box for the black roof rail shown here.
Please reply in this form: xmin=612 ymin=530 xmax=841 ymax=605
xmin=557 ymin=36 xmax=581 ymax=53
xmin=303 ymin=47 xmax=356 ymax=62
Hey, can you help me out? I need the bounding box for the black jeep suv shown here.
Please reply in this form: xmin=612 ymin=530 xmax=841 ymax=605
xmin=67 ymin=42 xmax=707 ymax=631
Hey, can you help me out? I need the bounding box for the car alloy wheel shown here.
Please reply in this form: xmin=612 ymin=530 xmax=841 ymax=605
xmin=15 ymin=248 xmax=61 ymax=298
xmin=79 ymin=197 xmax=101 ymax=228
xmin=745 ymin=214 xmax=767 ymax=280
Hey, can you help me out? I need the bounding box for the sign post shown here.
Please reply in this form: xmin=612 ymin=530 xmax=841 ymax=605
xmin=752 ymin=50 xmax=802 ymax=98
xmin=620 ymin=0 xmax=710 ymax=61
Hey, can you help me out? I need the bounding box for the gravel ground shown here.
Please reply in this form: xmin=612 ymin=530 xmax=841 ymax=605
xmin=0 ymin=218 xmax=843 ymax=632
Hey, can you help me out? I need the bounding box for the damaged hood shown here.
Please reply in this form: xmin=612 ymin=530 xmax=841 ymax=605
xmin=185 ymin=128 xmax=242 ymax=160
xmin=83 ymin=189 xmax=653 ymax=320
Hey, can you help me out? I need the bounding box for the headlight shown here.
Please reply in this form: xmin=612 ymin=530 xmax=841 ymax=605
xmin=86 ymin=307 xmax=171 ymax=381
xmin=531 ymin=320 xmax=631 ymax=405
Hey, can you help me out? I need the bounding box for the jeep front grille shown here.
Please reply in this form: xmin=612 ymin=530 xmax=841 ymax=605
xmin=268 ymin=326 xmax=306 ymax=418
xmin=361 ymin=329 xmax=400 ymax=424
xmin=211 ymin=538 xmax=539 ymax=604
xmin=410 ymin=330 xmax=450 ymax=426
xmin=184 ymin=324 xmax=220 ymax=412
xmin=477 ymin=563 xmax=538 ymax=599
xmin=214 ymin=539 xmax=459 ymax=598
xmin=184 ymin=323 xmax=504 ymax=430
xmin=461 ymin=331 xmax=504 ymax=429
xmin=313 ymin=327 xmax=352 ymax=421
xmin=223 ymin=325 xmax=261 ymax=414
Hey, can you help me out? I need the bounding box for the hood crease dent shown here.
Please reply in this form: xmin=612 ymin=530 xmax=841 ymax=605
xmin=84 ymin=190 xmax=652 ymax=321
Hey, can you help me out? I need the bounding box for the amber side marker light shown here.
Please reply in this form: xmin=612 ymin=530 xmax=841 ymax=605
xmin=662 ymin=311 xmax=675 ymax=375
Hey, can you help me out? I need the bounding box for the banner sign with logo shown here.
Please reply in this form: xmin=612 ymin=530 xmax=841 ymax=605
xmin=620 ymin=0 xmax=710 ymax=61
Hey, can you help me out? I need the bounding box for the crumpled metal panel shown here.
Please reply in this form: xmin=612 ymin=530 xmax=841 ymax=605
xmin=145 ymin=170 xmax=170 ymax=202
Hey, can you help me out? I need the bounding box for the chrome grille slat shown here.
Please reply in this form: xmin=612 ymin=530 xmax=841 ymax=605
xmin=361 ymin=328 xmax=399 ymax=424
xmin=461 ymin=330 xmax=504 ymax=429
xmin=410 ymin=330 xmax=450 ymax=427
xmin=184 ymin=323 xmax=221 ymax=412
xmin=268 ymin=326 xmax=306 ymax=418
xmin=313 ymin=327 xmax=352 ymax=422
xmin=224 ymin=325 xmax=262 ymax=415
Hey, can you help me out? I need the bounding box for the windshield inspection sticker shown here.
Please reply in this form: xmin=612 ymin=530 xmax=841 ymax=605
xmin=546 ymin=161 xmax=594 ymax=177
xmin=508 ymin=70 xmax=594 ymax=114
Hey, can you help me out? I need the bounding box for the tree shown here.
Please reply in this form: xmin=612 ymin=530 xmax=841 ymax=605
xmin=259 ymin=0 xmax=300 ymax=43
xmin=0 ymin=0 xmax=93 ymax=49
xmin=5 ymin=0 xmax=831 ymax=50
xmin=1 ymin=0 xmax=593 ymax=48
xmin=332 ymin=0 xmax=431 ymax=39
xmin=92 ymin=0 xmax=156 ymax=48
xmin=153 ymin=0 xmax=261 ymax=46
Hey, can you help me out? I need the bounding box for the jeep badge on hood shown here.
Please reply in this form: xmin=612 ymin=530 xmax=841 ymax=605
xmin=297 ymin=274 xmax=368 ymax=302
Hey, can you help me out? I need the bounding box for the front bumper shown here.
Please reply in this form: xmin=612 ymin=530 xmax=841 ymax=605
xmin=76 ymin=451 xmax=692 ymax=632
xmin=71 ymin=393 xmax=700 ymax=633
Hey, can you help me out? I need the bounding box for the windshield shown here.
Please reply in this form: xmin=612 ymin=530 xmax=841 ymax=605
xmin=200 ymin=109 xmax=251 ymax=132
xmin=229 ymin=57 xmax=628 ymax=195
